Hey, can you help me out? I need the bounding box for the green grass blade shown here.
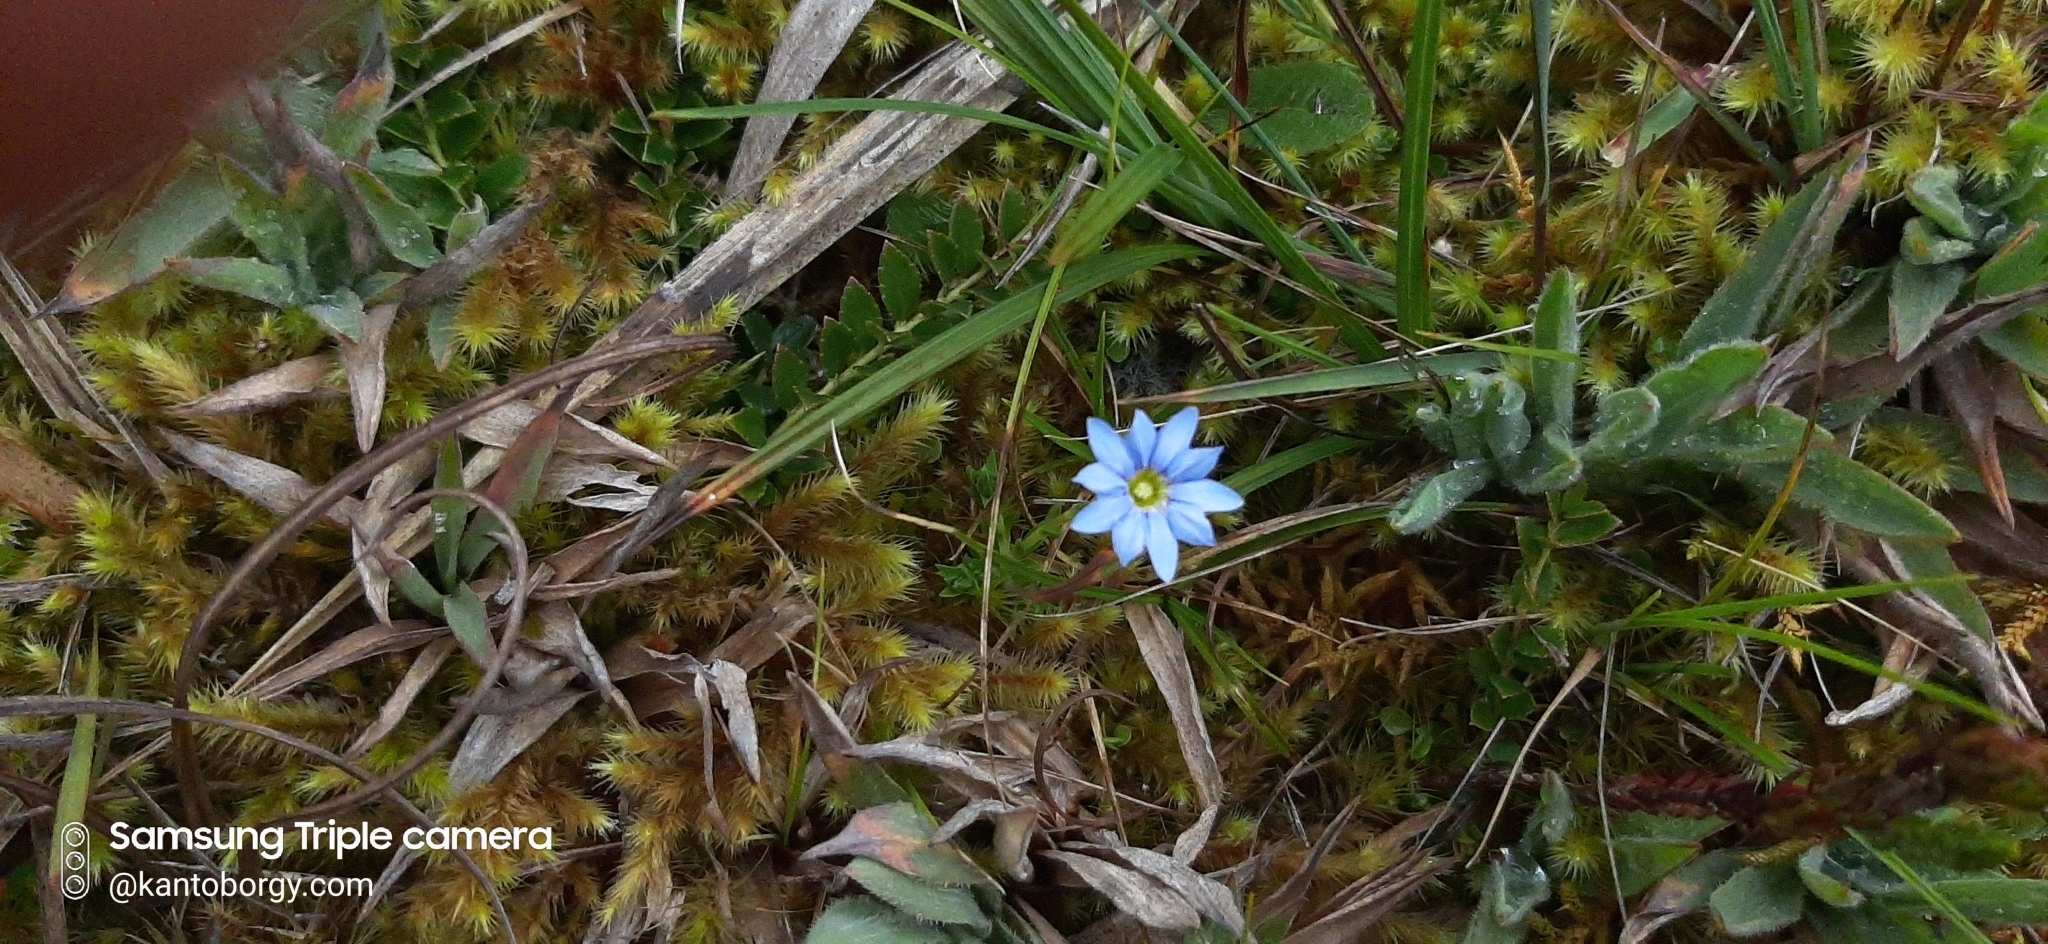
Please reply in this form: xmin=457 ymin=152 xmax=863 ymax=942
xmin=53 ymin=645 xmax=99 ymax=897
xmin=696 ymin=244 xmax=1199 ymax=506
xmin=1396 ymin=0 xmax=1447 ymax=336
xmin=1224 ymin=438 xmax=1359 ymax=495
xmin=1789 ymin=0 xmax=1827 ymax=153
xmin=1049 ymin=0 xmax=1388 ymax=355
xmin=1622 ymin=615 xmax=2004 ymax=725
xmin=1142 ymin=351 xmax=1498 ymax=403
xmin=1049 ymin=143 xmax=1185 ymax=265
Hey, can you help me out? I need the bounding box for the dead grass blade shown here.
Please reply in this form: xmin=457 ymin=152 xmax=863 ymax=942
xmin=723 ymin=0 xmax=878 ymax=201
xmin=243 ymin=621 xmax=443 ymax=699
xmin=386 ymin=2 xmax=586 ymax=116
xmin=1 ymin=255 xmax=169 ymax=480
xmin=1042 ymin=850 xmax=1202 ymax=931
xmin=339 ymin=302 xmax=398 ymax=452
xmin=529 ymin=602 xmax=636 ymax=721
xmin=572 ymin=24 xmax=1044 ymax=402
xmin=162 ymin=431 xmax=362 ymax=524
xmin=1126 ymin=603 xmax=1224 ymax=810
xmin=168 ymin=354 xmax=341 ymax=417
xmin=347 ymin=637 xmax=457 ymax=760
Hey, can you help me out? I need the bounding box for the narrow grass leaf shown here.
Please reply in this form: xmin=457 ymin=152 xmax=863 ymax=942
xmin=1395 ymin=0 xmax=1447 ymax=336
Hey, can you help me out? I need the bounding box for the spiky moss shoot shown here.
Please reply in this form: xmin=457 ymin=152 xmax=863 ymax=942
xmin=858 ymin=6 xmax=912 ymax=63
xmin=1860 ymin=26 xmax=1938 ymax=102
xmin=612 ymin=397 xmax=684 ymax=452
xmin=1685 ymin=521 xmax=1825 ymax=597
xmin=1720 ymin=62 xmax=1786 ymax=120
xmin=871 ymin=656 xmax=975 ymax=732
xmin=1860 ymin=420 xmax=1960 ymax=495
xmin=1554 ymin=92 xmax=1634 ymax=163
xmin=987 ymin=658 xmax=1079 ymax=710
xmin=1548 ymin=829 xmax=1611 ymax=881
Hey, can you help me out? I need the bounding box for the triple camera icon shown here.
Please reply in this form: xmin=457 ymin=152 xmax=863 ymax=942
xmin=60 ymin=821 xmax=89 ymax=900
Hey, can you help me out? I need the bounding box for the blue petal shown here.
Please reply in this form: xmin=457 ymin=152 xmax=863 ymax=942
xmin=1127 ymin=410 xmax=1158 ymax=468
xmin=1166 ymin=501 xmax=1216 ymax=546
xmin=1111 ymin=510 xmax=1148 ymax=565
xmin=1152 ymin=408 xmax=1200 ymax=470
xmin=1073 ymin=462 xmax=1128 ymax=496
xmin=1163 ymin=445 xmax=1223 ymax=482
xmin=1073 ymin=495 xmax=1131 ymax=534
xmin=1086 ymin=418 xmax=1135 ymax=477
xmin=1146 ymin=512 xmax=1180 ymax=582
xmin=1170 ymin=478 xmax=1244 ymax=513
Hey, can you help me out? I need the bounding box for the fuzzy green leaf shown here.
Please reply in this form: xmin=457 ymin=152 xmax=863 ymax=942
xmin=1976 ymin=223 xmax=2048 ymax=299
xmin=1738 ymin=451 xmax=1958 ymax=540
xmin=1879 ymin=878 xmax=2048 ymax=925
xmin=326 ymin=31 xmax=393 ymax=159
xmin=307 ymin=289 xmax=367 ymax=341
xmin=344 ymin=165 xmax=441 ymax=268
xmin=1981 ymin=311 xmax=2048 ymax=376
xmin=1641 ymin=343 xmax=1769 ymax=450
xmin=1798 ymin=846 xmax=1865 ymax=908
xmin=1900 ymin=218 xmax=1975 ymax=266
xmin=1710 ymin=864 xmax=1807 ymax=937
xmin=1904 ymin=166 xmax=1975 ymax=240
xmin=1584 ymin=387 xmax=1661 ymax=457
xmin=844 ymin=859 xmax=990 ymax=932
xmin=802 ymin=896 xmax=956 ymax=944
xmin=52 ymin=165 xmax=234 ymax=312
xmin=1679 ymin=174 xmax=1833 ymax=354
xmin=1391 ymin=461 xmax=1492 ymax=534
xmin=171 ymin=257 xmax=298 ymax=306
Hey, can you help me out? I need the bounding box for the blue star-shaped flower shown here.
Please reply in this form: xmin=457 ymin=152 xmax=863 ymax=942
xmin=1071 ymin=407 xmax=1244 ymax=582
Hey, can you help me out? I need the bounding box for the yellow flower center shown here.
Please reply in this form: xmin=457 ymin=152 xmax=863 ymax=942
xmin=1128 ymin=469 xmax=1168 ymax=511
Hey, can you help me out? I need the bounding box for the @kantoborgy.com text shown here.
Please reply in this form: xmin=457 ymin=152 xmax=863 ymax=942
xmin=105 ymin=870 xmax=373 ymax=904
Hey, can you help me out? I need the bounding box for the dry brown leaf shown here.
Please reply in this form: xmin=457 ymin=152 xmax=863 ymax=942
xmin=1076 ymin=843 xmax=1242 ymax=934
xmin=168 ymin=354 xmax=341 ymax=417
xmin=709 ymin=599 xmax=815 ymax=671
xmin=162 ymin=430 xmax=361 ymax=523
xmin=446 ymin=648 xmax=587 ymax=795
xmin=1825 ymin=627 xmax=1930 ymax=726
xmin=1934 ymin=348 xmax=2013 ymax=526
xmin=463 ymin=400 xmax=671 ymax=469
xmin=664 ymin=436 xmax=752 ymax=469
xmin=346 ymin=637 xmax=457 ymax=759
xmin=529 ymin=601 xmax=635 ymax=722
xmin=245 ymin=620 xmax=443 ymax=699
xmin=1126 ymin=603 xmax=1224 ymax=810
xmin=705 ymin=659 xmax=760 ymax=781
xmin=933 ymin=799 xmax=1039 ymax=881
xmin=339 ymin=302 xmax=398 ymax=453
xmin=541 ymin=458 xmax=656 ymax=512
xmin=0 ymin=435 xmax=84 ymax=530
xmin=1042 ymin=850 xmax=1202 ymax=932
